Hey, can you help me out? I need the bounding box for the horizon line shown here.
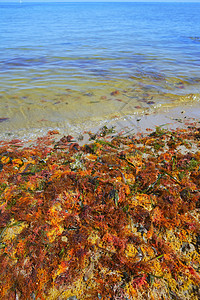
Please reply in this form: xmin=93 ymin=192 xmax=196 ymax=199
xmin=1 ymin=0 xmax=200 ymax=2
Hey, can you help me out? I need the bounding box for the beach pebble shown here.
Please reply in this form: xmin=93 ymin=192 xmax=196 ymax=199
xmin=84 ymin=92 xmax=93 ymax=97
xmin=111 ymin=90 xmax=120 ymax=96
xmin=0 ymin=118 xmax=9 ymax=123
xmin=61 ymin=236 xmax=68 ymax=243
xmin=181 ymin=242 xmax=195 ymax=253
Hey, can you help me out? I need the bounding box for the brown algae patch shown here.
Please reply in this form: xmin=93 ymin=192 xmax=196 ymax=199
xmin=0 ymin=125 xmax=200 ymax=299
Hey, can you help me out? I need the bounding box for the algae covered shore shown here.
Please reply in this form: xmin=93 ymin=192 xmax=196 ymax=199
xmin=1 ymin=2 xmax=200 ymax=298
xmin=0 ymin=114 xmax=200 ymax=299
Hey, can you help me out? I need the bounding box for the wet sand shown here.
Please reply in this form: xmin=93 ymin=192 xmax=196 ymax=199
xmin=0 ymin=101 xmax=199 ymax=149
xmin=106 ymin=102 xmax=200 ymax=135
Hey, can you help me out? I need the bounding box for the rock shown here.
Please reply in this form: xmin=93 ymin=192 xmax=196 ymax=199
xmin=0 ymin=118 xmax=9 ymax=123
xmin=111 ymin=90 xmax=120 ymax=96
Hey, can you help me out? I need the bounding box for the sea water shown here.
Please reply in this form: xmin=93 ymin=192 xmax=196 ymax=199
xmin=0 ymin=2 xmax=200 ymax=139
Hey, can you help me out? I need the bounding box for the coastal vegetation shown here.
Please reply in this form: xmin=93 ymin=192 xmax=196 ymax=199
xmin=0 ymin=124 xmax=200 ymax=299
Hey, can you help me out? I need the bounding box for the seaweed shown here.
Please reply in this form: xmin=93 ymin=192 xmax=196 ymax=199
xmin=0 ymin=126 xmax=200 ymax=299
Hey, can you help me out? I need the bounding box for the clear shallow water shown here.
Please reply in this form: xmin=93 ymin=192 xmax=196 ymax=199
xmin=0 ymin=2 xmax=200 ymax=138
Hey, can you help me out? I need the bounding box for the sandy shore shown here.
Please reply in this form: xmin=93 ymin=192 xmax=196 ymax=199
xmin=103 ymin=102 xmax=200 ymax=135
xmin=0 ymin=101 xmax=199 ymax=146
xmin=73 ymin=101 xmax=200 ymax=147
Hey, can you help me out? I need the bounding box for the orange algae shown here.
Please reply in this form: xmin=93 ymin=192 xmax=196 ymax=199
xmin=0 ymin=126 xmax=200 ymax=299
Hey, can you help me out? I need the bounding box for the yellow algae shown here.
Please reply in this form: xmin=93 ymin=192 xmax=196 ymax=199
xmin=1 ymin=219 xmax=28 ymax=242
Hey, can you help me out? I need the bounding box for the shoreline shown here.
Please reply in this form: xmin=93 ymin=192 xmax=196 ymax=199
xmin=0 ymin=101 xmax=199 ymax=147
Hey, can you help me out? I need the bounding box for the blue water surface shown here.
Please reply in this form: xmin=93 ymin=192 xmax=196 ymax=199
xmin=0 ymin=2 xmax=200 ymax=79
xmin=0 ymin=2 xmax=200 ymax=136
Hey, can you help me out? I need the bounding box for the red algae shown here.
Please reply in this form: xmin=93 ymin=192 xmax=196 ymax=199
xmin=0 ymin=125 xmax=200 ymax=299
